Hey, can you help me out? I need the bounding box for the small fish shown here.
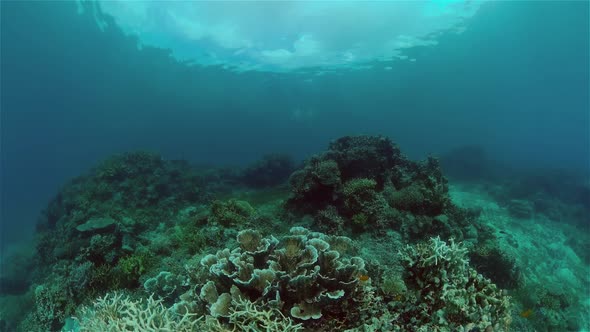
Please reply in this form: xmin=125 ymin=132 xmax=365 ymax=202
xmin=520 ymin=308 xmax=534 ymax=319
xmin=358 ymin=274 xmax=370 ymax=282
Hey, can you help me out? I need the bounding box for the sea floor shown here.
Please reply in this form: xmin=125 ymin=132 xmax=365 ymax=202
xmin=449 ymin=183 xmax=590 ymax=331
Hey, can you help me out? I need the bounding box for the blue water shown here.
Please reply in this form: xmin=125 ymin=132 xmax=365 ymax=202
xmin=1 ymin=0 xmax=588 ymax=268
xmin=1 ymin=1 xmax=589 ymax=262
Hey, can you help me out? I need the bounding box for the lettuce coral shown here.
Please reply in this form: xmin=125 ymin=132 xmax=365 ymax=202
xmin=194 ymin=227 xmax=367 ymax=328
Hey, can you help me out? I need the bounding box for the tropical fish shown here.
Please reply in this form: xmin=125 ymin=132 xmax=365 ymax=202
xmin=358 ymin=274 xmax=370 ymax=282
xmin=520 ymin=308 xmax=534 ymax=319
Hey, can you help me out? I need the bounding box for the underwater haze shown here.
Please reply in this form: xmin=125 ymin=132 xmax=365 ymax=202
xmin=1 ymin=0 xmax=588 ymax=246
xmin=0 ymin=1 xmax=589 ymax=331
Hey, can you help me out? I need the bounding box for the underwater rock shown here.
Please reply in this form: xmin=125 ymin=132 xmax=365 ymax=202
xmin=17 ymin=138 xmax=527 ymax=332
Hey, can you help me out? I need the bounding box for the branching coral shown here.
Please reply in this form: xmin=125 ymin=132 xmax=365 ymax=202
xmin=396 ymin=237 xmax=512 ymax=331
xmin=73 ymin=292 xmax=201 ymax=331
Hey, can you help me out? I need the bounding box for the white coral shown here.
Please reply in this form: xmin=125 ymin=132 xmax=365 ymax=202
xmin=74 ymin=292 xmax=201 ymax=331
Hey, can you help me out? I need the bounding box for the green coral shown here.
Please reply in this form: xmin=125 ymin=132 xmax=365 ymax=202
xmin=117 ymin=251 xmax=155 ymax=285
xmin=351 ymin=213 xmax=369 ymax=228
xmin=379 ymin=273 xmax=407 ymax=298
xmin=25 ymin=284 xmax=71 ymax=331
xmin=342 ymin=178 xmax=378 ymax=210
xmin=388 ymin=183 xmax=426 ymax=213
xmin=341 ymin=178 xmax=389 ymax=229
xmin=174 ymin=224 xmax=209 ymax=254
xmin=118 ymin=255 xmax=146 ymax=277
xmin=209 ymin=199 xmax=255 ymax=226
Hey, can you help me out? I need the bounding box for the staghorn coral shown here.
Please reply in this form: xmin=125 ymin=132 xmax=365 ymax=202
xmin=73 ymin=292 xmax=201 ymax=331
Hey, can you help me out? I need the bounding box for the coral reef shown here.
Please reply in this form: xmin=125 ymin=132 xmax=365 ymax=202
xmin=7 ymin=152 xmax=235 ymax=330
xmin=397 ymin=237 xmax=512 ymax=331
xmin=286 ymin=135 xmax=470 ymax=242
xmin=11 ymin=135 xmax=585 ymax=331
